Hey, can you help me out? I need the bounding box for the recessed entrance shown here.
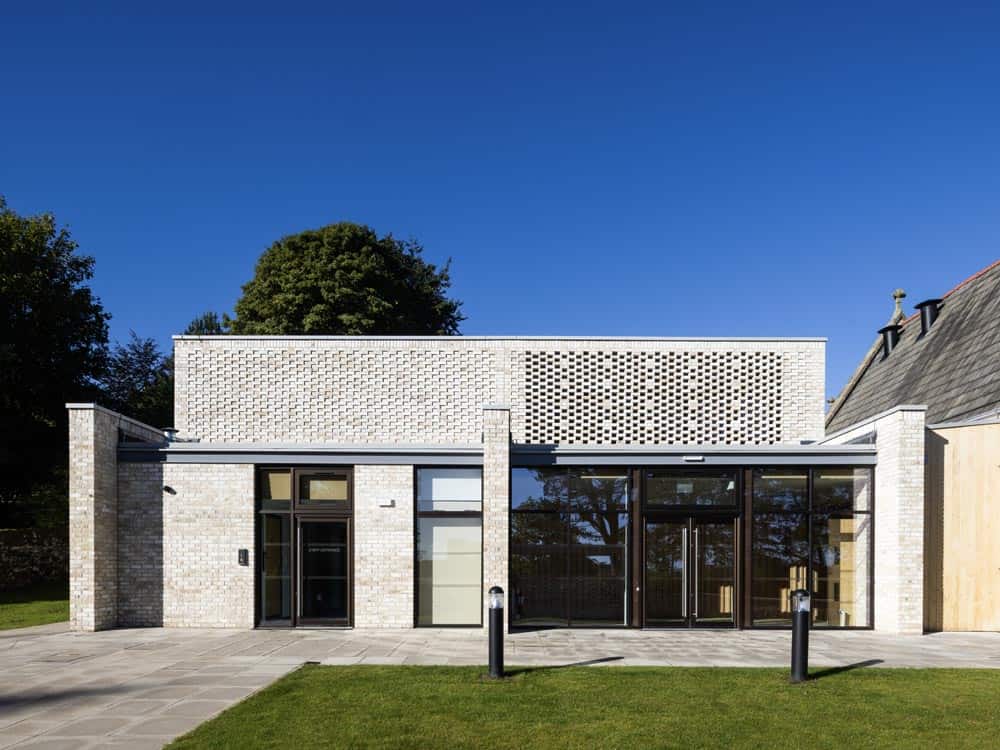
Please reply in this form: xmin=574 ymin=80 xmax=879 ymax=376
xmin=644 ymin=517 xmax=737 ymax=627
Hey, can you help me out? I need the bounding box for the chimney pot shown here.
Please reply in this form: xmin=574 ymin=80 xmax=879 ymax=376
xmin=915 ymin=298 xmax=942 ymax=335
xmin=878 ymin=324 xmax=902 ymax=358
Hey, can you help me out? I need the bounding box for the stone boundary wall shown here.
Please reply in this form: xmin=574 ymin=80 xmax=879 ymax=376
xmin=0 ymin=528 xmax=69 ymax=591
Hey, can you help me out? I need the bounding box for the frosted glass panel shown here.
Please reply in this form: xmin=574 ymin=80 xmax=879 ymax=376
xmin=262 ymin=471 xmax=291 ymax=501
xmin=299 ymin=473 xmax=349 ymax=505
xmin=417 ymin=517 xmax=482 ymax=625
xmin=417 ymin=468 xmax=482 ymax=512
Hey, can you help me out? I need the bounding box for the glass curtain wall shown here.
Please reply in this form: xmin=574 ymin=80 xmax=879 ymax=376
xmin=415 ymin=468 xmax=483 ymax=626
xmin=510 ymin=467 xmax=629 ymax=627
xmin=751 ymin=467 xmax=872 ymax=627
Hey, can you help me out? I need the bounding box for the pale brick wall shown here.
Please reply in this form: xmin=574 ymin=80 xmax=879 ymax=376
xmin=157 ymin=463 xmax=255 ymax=627
xmin=174 ymin=337 xmax=825 ymax=446
xmin=353 ymin=465 xmax=414 ymax=627
xmin=117 ymin=461 xmax=164 ymax=626
xmin=822 ymin=405 xmax=926 ymax=633
xmin=482 ymin=408 xmax=510 ymax=631
xmin=68 ymin=405 xmax=119 ymax=631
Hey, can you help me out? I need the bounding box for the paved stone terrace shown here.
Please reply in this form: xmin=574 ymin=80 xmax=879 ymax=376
xmin=1 ymin=624 xmax=999 ymax=748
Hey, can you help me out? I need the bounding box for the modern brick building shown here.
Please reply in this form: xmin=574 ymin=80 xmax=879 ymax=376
xmin=68 ymin=334 xmax=922 ymax=634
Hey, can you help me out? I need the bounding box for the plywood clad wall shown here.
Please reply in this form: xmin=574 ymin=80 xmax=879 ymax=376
xmin=925 ymin=423 xmax=1000 ymax=631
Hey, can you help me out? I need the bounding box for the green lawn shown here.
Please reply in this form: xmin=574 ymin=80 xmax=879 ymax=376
xmin=0 ymin=580 xmax=69 ymax=630
xmin=169 ymin=665 xmax=1000 ymax=749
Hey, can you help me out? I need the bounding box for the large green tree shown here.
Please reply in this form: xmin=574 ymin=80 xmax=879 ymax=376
xmin=99 ymin=313 xmax=230 ymax=431
xmin=231 ymin=223 xmax=463 ymax=334
xmin=101 ymin=332 xmax=173 ymax=429
xmin=0 ymin=197 xmax=109 ymax=525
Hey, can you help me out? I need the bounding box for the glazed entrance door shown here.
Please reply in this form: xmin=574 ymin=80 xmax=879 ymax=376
xmin=297 ymin=519 xmax=350 ymax=625
xmin=644 ymin=517 xmax=736 ymax=627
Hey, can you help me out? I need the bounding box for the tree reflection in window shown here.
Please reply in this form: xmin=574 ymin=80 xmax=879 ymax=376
xmin=511 ymin=468 xmax=628 ymax=626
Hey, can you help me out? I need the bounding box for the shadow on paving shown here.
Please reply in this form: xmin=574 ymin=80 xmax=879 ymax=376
xmin=0 ymin=684 xmax=131 ymax=715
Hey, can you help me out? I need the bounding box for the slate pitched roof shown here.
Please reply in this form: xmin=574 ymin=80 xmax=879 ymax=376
xmin=826 ymin=259 xmax=1000 ymax=432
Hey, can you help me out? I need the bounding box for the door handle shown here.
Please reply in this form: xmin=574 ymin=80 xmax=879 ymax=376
xmin=681 ymin=527 xmax=688 ymax=618
xmin=693 ymin=527 xmax=699 ymax=619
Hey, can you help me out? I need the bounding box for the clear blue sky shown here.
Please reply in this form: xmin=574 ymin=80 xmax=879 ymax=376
xmin=3 ymin=2 xmax=998 ymax=399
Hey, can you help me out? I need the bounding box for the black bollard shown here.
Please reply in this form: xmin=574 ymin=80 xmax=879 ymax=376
xmin=790 ymin=589 xmax=810 ymax=683
xmin=488 ymin=586 xmax=504 ymax=679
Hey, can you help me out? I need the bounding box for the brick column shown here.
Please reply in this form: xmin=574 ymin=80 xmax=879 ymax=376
xmin=873 ymin=407 xmax=926 ymax=634
xmin=68 ymin=404 xmax=120 ymax=631
xmin=482 ymin=406 xmax=510 ymax=631
xmin=353 ymin=464 xmax=415 ymax=628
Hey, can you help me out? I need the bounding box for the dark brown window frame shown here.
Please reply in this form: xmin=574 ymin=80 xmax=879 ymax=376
xmin=256 ymin=465 xmax=354 ymax=628
xmin=509 ymin=466 xmax=632 ymax=629
xmin=508 ymin=464 xmax=874 ymax=632
xmin=746 ymin=465 xmax=875 ymax=630
xmin=413 ymin=466 xmax=484 ymax=628
xmin=643 ymin=467 xmax=741 ymax=510
xmin=639 ymin=467 xmax=742 ymax=629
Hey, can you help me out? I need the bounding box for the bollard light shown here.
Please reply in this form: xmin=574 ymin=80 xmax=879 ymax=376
xmin=488 ymin=586 xmax=504 ymax=679
xmin=790 ymin=588 xmax=810 ymax=683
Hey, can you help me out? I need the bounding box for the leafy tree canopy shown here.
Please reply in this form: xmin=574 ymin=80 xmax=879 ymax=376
xmin=99 ymin=313 xmax=228 ymax=431
xmin=0 ymin=196 xmax=109 ymax=510
xmin=184 ymin=311 xmax=230 ymax=335
xmin=101 ymin=332 xmax=173 ymax=429
xmin=231 ymin=222 xmax=463 ymax=335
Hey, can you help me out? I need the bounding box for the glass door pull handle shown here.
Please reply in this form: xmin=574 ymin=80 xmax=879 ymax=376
xmin=682 ymin=527 xmax=688 ymax=618
xmin=693 ymin=528 xmax=699 ymax=618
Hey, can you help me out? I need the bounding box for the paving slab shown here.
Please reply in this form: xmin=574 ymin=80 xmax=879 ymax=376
xmin=1 ymin=625 xmax=999 ymax=748
xmin=38 ymin=717 xmax=131 ymax=736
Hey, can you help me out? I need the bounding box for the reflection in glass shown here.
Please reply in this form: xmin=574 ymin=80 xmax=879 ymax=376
xmin=511 ymin=468 xmax=567 ymax=510
xmin=417 ymin=468 xmax=482 ymax=512
xmin=261 ymin=514 xmax=291 ymax=621
xmin=812 ymin=515 xmax=871 ymax=627
xmin=752 ymin=470 xmax=808 ymax=512
xmin=568 ymin=512 xmax=627 ymax=624
xmin=510 ymin=468 xmax=630 ymax=627
xmin=511 ymin=513 xmax=568 ymax=625
xmin=568 ymin=469 xmax=628 ymax=511
xmin=813 ymin=468 xmax=872 ymax=512
xmin=646 ymin=470 xmax=737 ymax=507
xmin=299 ymin=521 xmax=349 ymax=620
xmin=751 ymin=512 xmax=809 ymax=625
xmin=694 ymin=522 xmax=735 ymax=625
xmin=645 ymin=521 xmax=686 ymax=625
xmin=416 ymin=518 xmax=482 ymax=625
xmin=299 ymin=473 xmax=349 ymax=505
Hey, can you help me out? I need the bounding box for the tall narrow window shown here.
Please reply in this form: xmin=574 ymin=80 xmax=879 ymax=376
xmin=415 ymin=468 xmax=482 ymax=626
